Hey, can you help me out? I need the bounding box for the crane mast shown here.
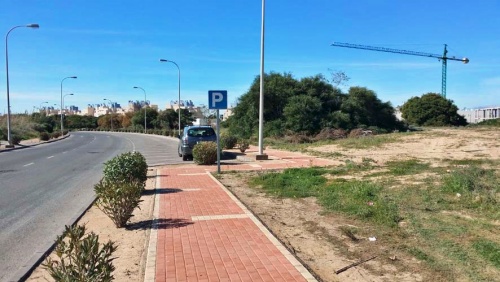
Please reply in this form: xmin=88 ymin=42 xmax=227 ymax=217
xmin=331 ymin=42 xmax=469 ymax=98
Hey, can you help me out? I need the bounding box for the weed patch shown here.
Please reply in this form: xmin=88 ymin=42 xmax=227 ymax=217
xmin=319 ymin=181 xmax=401 ymax=228
xmin=473 ymin=239 xmax=500 ymax=268
xmin=249 ymin=167 xmax=327 ymax=198
xmin=385 ymin=159 xmax=431 ymax=175
xmin=334 ymin=134 xmax=403 ymax=149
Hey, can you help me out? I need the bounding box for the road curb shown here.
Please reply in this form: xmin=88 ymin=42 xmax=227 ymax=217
xmin=0 ymin=134 xmax=70 ymax=153
xmin=144 ymin=169 xmax=161 ymax=282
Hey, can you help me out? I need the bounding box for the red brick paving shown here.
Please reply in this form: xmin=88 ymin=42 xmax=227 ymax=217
xmin=154 ymin=149 xmax=334 ymax=281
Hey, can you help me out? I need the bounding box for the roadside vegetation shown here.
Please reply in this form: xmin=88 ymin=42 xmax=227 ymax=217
xmin=0 ymin=107 xmax=196 ymax=144
xmin=247 ymin=156 xmax=499 ymax=281
xmin=43 ymin=151 xmax=148 ymax=280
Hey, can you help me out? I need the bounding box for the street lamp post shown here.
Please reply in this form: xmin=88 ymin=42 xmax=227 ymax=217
xmin=133 ymin=86 xmax=147 ymax=134
xmin=159 ymin=59 xmax=181 ymax=134
xmin=60 ymin=76 xmax=77 ymax=136
xmin=103 ymin=98 xmax=114 ymax=131
xmin=258 ymin=0 xmax=267 ymax=159
xmin=39 ymin=101 xmax=48 ymax=114
xmin=62 ymin=93 xmax=74 ymax=131
xmin=5 ymin=23 xmax=39 ymax=147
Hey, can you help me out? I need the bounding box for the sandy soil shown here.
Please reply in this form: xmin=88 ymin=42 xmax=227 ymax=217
xmin=27 ymin=169 xmax=157 ymax=282
xmin=311 ymin=128 xmax=500 ymax=166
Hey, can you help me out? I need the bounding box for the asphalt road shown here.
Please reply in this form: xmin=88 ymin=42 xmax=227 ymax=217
xmin=0 ymin=131 xmax=182 ymax=282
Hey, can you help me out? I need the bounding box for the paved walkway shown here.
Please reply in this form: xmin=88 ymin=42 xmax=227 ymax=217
xmin=146 ymin=149 xmax=338 ymax=282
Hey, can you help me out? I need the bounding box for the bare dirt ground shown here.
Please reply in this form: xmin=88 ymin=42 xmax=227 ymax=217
xmin=311 ymin=127 xmax=500 ymax=165
xmin=26 ymin=127 xmax=499 ymax=282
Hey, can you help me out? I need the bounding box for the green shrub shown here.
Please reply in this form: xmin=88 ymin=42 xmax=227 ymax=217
xmin=11 ymin=134 xmax=22 ymax=145
xmin=43 ymin=224 xmax=117 ymax=281
xmin=193 ymin=142 xmax=217 ymax=165
xmin=239 ymin=139 xmax=250 ymax=153
xmin=103 ymin=152 xmax=148 ymax=186
xmin=220 ymin=134 xmax=238 ymax=149
xmin=94 ymin=179 xmax=144 ymax=228
xmin=39 ymin=132 xmax=50 ymax=141
xmin=52 ymin=131 xmax=61 ymax=139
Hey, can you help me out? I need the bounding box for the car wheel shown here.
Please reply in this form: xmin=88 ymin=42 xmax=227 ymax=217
xmin=182 ymin=154 xmax=188 ymax=161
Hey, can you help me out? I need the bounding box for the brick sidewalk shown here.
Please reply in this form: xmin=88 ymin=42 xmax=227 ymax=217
xmin=148 ymin=149 xmax=337 ymax=282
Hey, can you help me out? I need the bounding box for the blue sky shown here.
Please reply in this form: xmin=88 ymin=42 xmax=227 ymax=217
xmin=1 ymin=0 xmax=499 ymax=114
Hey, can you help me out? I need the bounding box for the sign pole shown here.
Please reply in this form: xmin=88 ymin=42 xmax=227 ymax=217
xmin=208 ymin=90 xmax=227 ymax=174
xmin=216 ymin=109 xmax=220 ymax=174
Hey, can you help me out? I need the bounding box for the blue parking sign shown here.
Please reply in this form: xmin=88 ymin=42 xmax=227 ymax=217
xmin=208 ymin=90 xmax=227 ymax=109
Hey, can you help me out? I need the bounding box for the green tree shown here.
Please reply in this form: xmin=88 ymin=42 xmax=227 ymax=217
xmin=155 ymin=109 xmax=177 ymax=129
xmin=283 ymin=95 xmax=322 ymax=134
xmin=331 ymin=87 xmax=402 ymax=131
xmin=401 ymin=93 xmax=467 ymax=126
xmin=178 ymin=108 xmax=195 ymax=129
xmin=65 ymin=115 xmax=98 ymax=129
xmin=226 ymin=72 xmax=299 ymax=138
xmin=132 ymin=108 xmax=159 ymax=130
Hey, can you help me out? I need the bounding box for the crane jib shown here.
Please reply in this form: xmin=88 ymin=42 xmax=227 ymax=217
xmin=330 ymin=41 xmax=469 ymax=98
xmin=331 ymin=42 xmax=467 ymax=62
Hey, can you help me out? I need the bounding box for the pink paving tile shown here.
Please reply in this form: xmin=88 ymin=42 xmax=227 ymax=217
xmin=156 ymin=218 xmax=307 ymax=282
xmin=158 ymin=177 xmax=244 ymax=218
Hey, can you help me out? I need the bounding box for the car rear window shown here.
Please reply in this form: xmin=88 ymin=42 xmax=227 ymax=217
xmin=187 ymin=128 xmax=215 ymax=137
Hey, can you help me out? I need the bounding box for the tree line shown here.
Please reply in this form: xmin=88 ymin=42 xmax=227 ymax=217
xmin=223 ymin=72 xmax=467 ymax=139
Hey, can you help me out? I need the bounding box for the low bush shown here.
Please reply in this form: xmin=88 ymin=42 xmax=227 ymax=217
xmin=43 ymin=224 xmax=117 ymax=281
xmin=39 ymin=131 xmax=50 ymax=141
xmin=11 ymin=134 xmax=22 ymax=145
xmin=193 ymin=141 xmax=217 ymax=165
xmin=314 ymin=128 xmax=347 ymax=141
xmin=239 ymin=139 xmax=250 ymax=153
xmin=220 ymin=134 xmax=238 ymax=149
xmin=103 ymin=152 xmax=148 ymax=186
xmin=284 ymin=133 xmax=312 ymax=144
xmin=94 ymin=179 xmax=144 ymax=227
xmin=52 ymin=131 xmax=61 ymax=139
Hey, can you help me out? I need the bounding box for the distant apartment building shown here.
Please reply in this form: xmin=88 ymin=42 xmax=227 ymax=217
xmin=166 ymin=100 xmax=204 ymax=120
xmin=458 ymin=106 xmax=500 ymax=124
xmin=393 ymin=106 xmax=500 ymax=124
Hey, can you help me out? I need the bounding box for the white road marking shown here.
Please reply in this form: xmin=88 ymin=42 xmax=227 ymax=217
xmin=47 ymin=156 xmax=54 ymax=159
xmin=24 ymin=163 xmax=34 ymax=167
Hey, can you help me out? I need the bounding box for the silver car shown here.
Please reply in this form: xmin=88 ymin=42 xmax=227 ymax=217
xmin=178 ymin=126 xmax=217 ymax=161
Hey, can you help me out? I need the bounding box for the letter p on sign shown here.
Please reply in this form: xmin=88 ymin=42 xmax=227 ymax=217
xmin=208 ymin=90 xmax=227 ymax=109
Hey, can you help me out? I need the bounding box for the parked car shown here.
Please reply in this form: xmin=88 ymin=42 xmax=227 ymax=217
xmin=178 ymin=126 xmax=217 ymax=161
